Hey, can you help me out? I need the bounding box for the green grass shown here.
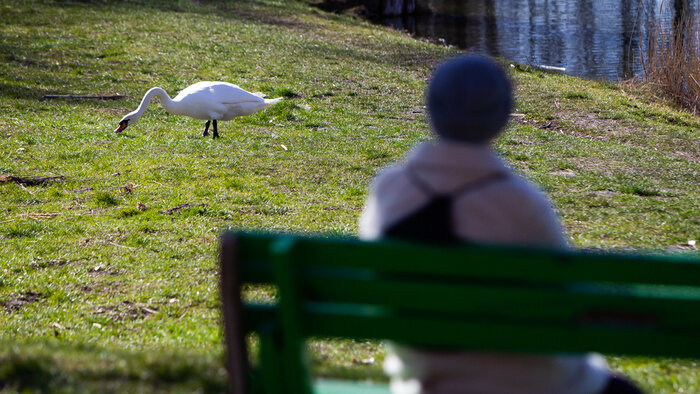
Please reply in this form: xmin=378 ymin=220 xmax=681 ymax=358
xmin=1 ymin=0 xmax=699 ymax=392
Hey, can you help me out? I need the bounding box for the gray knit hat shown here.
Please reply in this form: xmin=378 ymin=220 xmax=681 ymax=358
xmin=427 ymin=55 xmax=512 ymax=143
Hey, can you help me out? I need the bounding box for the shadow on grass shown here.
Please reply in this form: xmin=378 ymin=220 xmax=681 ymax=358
xmin=0 ymin=43 xmax=70 ymax=100
xmin=0 ymin=82 xmax=55 ymax=100
xmin=0 ymin=341 xmax=227 ymax=393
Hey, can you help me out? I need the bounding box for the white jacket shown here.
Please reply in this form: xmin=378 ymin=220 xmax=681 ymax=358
xmin=359 ymin=141 xmax=610 ymax=394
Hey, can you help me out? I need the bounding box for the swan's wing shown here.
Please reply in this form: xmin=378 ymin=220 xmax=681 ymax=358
xmin=211 ymin=83 xmax=265 ymax=104
xmin=174 ymin=81 xmax=264 ymax=104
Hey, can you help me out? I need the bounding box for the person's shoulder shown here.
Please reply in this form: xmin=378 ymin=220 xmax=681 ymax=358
xmin=483 ymin=174 xmax=569 ymax=248
xmin=490 ymin=174 xmax=562 ymax=222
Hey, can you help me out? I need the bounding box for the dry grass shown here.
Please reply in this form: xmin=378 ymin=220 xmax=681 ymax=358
xmin=640 ymin=0 xmax=700 ymax=113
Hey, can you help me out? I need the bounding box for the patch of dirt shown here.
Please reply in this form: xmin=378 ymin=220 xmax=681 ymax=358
xmin=159 ymin=203 xmax=209 ymax=215
xmin=94 ymin=300 xmax=158 ymax=321
xmin=87 ymin=264 xmax=122 ymax=276
xmin=17 ymin=212 xmax=58 ymax=220
xmin=70 ymin=187 xmax=93 ymax=193
xmin=76 ymin=280 xmax=125 ymax=295
xmin=2 ymin=291 xmax=43 ymax=312
xmin=513 ymin=115 xmax=607 ymax=141
xmin=29 ymin=259 xmax=69 ymax=270
xmin=588 ymin=190 xmax=620 ymax=197
xmin=559 ymin=113 xmax=636 ymax=139
xmin=217 ymin=5 xmax=313 ymax=32
xmin=512 ymin=112 xmax=700 ymax=164
xmin=549 ymin=169 xmax=577 ymax=177
xmin=323 ymin=205 xmax=362 ymax=211
xmin=78 ymin=284 xmax=94 ymax=293
xmin=672 ymin=150 xmax=700 ymax=164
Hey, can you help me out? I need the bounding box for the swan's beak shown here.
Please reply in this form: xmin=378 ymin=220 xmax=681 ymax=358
xmin=114 ymin=120 xmax=128 ymax=133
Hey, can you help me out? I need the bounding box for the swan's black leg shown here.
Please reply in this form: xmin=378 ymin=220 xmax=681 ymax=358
xmin=212 ymin=119 xmax=220 ymax=139
xmin=203 ymin=120 xmax=210 ymax=137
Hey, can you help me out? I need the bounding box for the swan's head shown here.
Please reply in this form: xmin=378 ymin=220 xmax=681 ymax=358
xmin=114 ymin=112 xmax=140 ymax=133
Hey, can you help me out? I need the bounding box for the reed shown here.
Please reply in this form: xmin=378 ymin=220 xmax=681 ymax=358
xmin=640 ymin=0 xmax=700 ymax=113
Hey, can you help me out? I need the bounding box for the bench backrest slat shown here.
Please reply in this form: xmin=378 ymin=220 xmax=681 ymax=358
xmin=288 ymin=240 xmax=700 ymax=287
xmin=300 ymin=276 xmax=700 ymax=329
xmin=235 ymin=235 xmax=700 ymax=286
xmin=299 ymin=308 xmax=700 ymax=357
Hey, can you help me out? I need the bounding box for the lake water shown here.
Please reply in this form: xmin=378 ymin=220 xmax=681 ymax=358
xmin=381 ymin=0 xmax=695 ymax=80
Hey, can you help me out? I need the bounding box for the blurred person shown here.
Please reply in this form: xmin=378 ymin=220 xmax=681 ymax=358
xmin=358 ymin=55 xmax=641 ymax=394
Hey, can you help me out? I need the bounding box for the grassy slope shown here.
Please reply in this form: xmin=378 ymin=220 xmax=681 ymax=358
xmin=0 ymin=0 xmax=699 ymax=392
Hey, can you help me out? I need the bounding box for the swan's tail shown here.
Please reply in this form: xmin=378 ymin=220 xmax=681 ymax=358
xmin=263 ymin=97 xmax=283 ymax=108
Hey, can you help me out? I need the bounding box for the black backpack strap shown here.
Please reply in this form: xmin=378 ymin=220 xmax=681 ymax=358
xmin=405 ymin=165 xmax=509 ymax=198
xmin=450 ymin=171 xmax=509 ymax=196
xmin=385 ymin=168 xmax=509 ymax=245
xmin=404 ymin=165 xmax=436 ymax=197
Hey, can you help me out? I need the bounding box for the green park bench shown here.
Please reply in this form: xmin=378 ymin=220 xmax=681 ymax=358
xmin=219 ymin=231 xmax=700 ymax=394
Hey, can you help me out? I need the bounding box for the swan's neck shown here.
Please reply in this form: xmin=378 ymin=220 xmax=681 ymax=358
xmin=130 ymin=87 xmax=180 ymax=121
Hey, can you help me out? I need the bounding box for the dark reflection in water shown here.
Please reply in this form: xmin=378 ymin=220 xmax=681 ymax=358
xmin=382 ymin=0 xmax=694 ymax=80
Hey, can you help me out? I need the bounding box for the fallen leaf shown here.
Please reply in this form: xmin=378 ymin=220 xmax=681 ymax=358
xmin=122 ymin=183 xmax=137 ymax=193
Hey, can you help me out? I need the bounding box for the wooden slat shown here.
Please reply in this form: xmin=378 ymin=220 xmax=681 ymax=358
xmin=272 ymin=237 xmax=313 ymax=394
xmin=301 ymin=308 xmax=700 ymax=358
xmin=237 ymin=233 xmax=275 ymax=283
xmin=301 ymin=276 xmax=700 ymax=329
xmin=242 ymin=300 xmax=700 ymax=359
xmin=233 ymin=233 xmax=700 ymax=286
xmin=290 ymin=239 xmax=700 ymax=286
xmin=219 ymin=233 xmax=248 ymax=394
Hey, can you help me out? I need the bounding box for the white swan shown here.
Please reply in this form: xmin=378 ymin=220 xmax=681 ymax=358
xmin=114 ymin=81 xmax=283 ymax=138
